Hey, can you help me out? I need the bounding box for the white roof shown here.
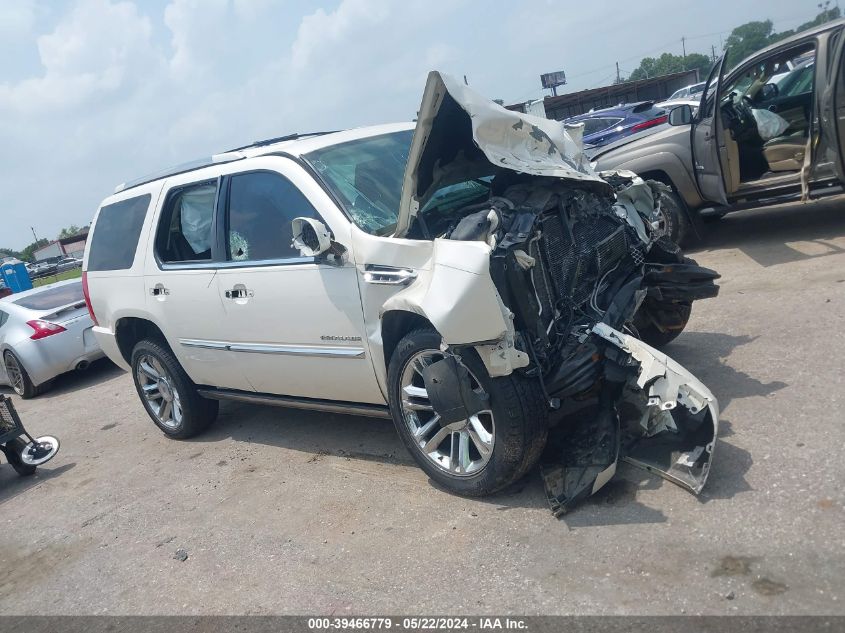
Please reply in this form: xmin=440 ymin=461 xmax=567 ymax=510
xmin=242 ymin=122 xmax=414 ymax=158
xmin=114 ymin=123 xmax=416 ymax=194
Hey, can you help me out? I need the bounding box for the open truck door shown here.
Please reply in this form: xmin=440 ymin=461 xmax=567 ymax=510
xmin=819 ymin=26 xmax=845 ymax=183
xmin=691 ymin=55 xmax=729 ymax=206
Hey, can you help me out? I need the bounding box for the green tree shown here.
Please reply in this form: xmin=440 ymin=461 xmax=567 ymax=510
xmin=793 ymin=5 xmax=841 ymax=32
xmin=58 ymin=225 xmax=82 ymax=239
xmin=723 ymin=8 xmax=842 ymax=67
xmin=723 ymin=20 xmax=777 ymax=64
xmin=0 ymin=248 xmax=24 ymax=260
xmin=628 ymin=52 xmax=712 ymax=82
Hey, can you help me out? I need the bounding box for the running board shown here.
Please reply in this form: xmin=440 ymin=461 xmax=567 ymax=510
xmin=196 ymin=388 xmax=392 ymax=419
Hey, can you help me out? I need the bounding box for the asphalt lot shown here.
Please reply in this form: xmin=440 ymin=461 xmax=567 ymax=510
xmin=1 ymin=198 xmax=844 ymax=615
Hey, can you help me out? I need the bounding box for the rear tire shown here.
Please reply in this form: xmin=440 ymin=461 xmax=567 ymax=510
xmin=4 ymin=438 xmax=37 ymax=476
xmin=387 ymin=328 xmax=548 ymax=497
xmin=3 ymin=351 xmax=46 ymax=399
xmin=131 ymin=338 xmax=218 ymax=439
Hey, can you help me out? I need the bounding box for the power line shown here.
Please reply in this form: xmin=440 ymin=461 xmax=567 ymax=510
xmin=509 ymin=8 xmax=829 ymax=103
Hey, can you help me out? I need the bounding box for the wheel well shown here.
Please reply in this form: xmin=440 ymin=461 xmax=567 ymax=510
xmin=381 ymin=311 xmax=436 ymax=368
xmin=115 ymin=318 xmax=168 ymax=365
xmin=637 ymin=170 xmax=676 ymax=190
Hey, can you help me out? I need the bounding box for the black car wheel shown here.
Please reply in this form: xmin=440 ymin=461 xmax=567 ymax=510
xmin=3 ymin=351 xmax=45 ymax=399
xmin=387 ymin=328 xmax=548 ymax=496
xmin=131 ymin=338 xmax=218 ymax=439
xmin=654 ymin=190 xmax=692 ymax=247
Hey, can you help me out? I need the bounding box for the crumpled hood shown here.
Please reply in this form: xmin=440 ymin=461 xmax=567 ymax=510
xmin=394 ymin=71 xmax=606 ymax=237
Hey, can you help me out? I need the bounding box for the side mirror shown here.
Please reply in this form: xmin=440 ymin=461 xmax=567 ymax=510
xmin=667 ymin=104 xmax=693 ymax=126
xmin=759 ymin=83 xmax=779 ymax=102
xmin=291 ymin=217 xmax=332 ymax=257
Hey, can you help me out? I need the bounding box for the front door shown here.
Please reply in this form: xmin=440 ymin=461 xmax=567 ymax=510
xmin=820 ymin=27 xmax=845 ymax=183
xmin=691 ymin=55 xmax=729 ymax=205
xmin=214 ymin=167 xmax=384 ymax=404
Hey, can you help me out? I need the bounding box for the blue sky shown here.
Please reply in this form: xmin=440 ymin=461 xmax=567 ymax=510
xmin=0 ymin=0 xmax=821 ymax=249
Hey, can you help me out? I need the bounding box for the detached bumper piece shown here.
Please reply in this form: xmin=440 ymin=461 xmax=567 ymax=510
xmin=542 ymin=324 xmax=718 ymax=516
xmin=643 ymin=262 xmax=720 ymax=303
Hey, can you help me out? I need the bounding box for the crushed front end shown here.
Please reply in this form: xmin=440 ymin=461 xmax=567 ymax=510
xmin=397 ymin=72 xmax=721 ymax=513
xmin=434 ymin=174 xmax=720 ymax=514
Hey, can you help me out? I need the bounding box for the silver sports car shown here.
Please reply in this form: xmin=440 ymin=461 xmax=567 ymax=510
xmin=0 ymin=279 xmax=104 ymax=398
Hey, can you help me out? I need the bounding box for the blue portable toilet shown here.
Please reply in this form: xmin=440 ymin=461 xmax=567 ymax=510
xmin=0 ymin=259 xmax=33 ymax=293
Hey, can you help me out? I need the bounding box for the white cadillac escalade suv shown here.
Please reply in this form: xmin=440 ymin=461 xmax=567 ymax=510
xmin=84 ymin=72 xmax=721 ymax=512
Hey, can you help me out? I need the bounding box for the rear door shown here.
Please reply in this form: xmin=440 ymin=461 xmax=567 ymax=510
xmin=144 ymin=177 xmax=251 ymax=391
xmin=691 ymin=55 xmax=729 ymax=205
xmin=819 ymin=28 xmax=845 ymax=182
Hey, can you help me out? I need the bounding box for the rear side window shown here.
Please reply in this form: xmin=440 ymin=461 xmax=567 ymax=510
xmin=581 ymin=117 xmax=623 ymax=135
xmin=226 ymin=172 xmax=317 ymax=262
xmin=13 ymin=282 xmax=84 ymax=310
xmin=156 ymin=182 xmax=217 ymax=263
xmin=0 ymin=310 xmax=8 ymax=327
xmin=88 ymin=194 xmax=151 ymax=271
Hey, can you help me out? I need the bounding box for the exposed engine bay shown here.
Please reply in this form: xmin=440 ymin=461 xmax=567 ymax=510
xmin=396 ymin=72 xmax=722 ymax=514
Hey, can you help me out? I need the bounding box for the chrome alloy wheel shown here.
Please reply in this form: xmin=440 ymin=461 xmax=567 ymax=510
xmin=4 ymin=353 xmax=24 ymax=396
xmin=399 ymin=350 xmax=495 ymax=476
xmin=135 ymin=354 xmax=183 ymax=429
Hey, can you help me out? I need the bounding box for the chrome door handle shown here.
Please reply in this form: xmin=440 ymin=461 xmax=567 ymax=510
xmin=225 ymin=288 xmax=253 ymax=299
xmin=150 ymin=286 xmax=170 ymax=296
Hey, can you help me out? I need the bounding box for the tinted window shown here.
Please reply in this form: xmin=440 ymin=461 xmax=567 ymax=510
xmin=778 ymin=63 xmax=814 ymax=97
xmin=0 ymin=310 xmax=8 ymax=328
xmin=88 ymin=194 xmax=150 ymax=271
xmin=581 ymin=118 xmax=622 ymax=135
xmin=226 ymin=172 xmax=317 ymax=262
xmin=156 ymin=182 xmax=217 ymax=263
xmin=13 ymin=282 xmax=84 ymax=310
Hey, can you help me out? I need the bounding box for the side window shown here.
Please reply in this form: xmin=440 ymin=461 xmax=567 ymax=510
xmin=0 ymin=310 xmax=8 ymax=328
xmin=88 ymin=194 xmax=151 ymax=271
xmin=156 ymin=181 xmax=217 ymax=263
xmin=582 ymin=118 xmax=613 ymax=135
xmin=226 ymin=172 xmax=317 ymax=262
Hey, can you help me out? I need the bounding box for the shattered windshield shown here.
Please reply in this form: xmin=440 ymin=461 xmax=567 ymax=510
xmin=304 ymin=130 xmax=413 ymax=235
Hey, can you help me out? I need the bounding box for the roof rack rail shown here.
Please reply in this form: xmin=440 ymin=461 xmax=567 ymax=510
xmin=114 ymin=152 xmax=246 ymax=194
xmin=114 ymin=130 xmax=342 ymax=194
xmin=226 ymin=130 xmax=340 ymax=152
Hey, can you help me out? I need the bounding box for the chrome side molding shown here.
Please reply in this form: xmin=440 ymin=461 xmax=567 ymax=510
xmin=179 ymin=339 xmax=365 ymax=358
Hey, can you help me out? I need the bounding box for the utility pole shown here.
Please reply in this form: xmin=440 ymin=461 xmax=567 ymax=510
xmin=681 ymin=36 xmax=687 ymax=66
xmin=711 ymin=44 xmax=716 ymax=63
xmin=616 ymin=62 xmax=620 ymax=83
xmin=30 ymin=227 xmax=39 ymax=244
xmin=463 ymin=75 xmax=468 ymax=85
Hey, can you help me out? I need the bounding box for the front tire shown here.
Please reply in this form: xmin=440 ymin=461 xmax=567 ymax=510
xmin=131 ymin=338 xmax=218 ymax=439
xmin=655 ymin=190 xmax=692 ymax=247
xmin=387 ymin=328 xmax=548 ymax=496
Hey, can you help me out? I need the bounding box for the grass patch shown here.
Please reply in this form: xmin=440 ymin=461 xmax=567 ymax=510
xmin=33 ymin=268 xmax=82 ymax=287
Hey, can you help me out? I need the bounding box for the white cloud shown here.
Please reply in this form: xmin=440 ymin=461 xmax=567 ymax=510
xmin=0 ymin=0 xmax=159 ymax=114
xmin=0 ymin=0 xmax=807 ymax=249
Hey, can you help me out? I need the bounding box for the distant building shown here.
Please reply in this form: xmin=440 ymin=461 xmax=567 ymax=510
xmin=508 ymin=69 xmax=699 ymax=120
xmin=60 ymin=231 xmax=88 ymax=259
xmin=33 ymin=230 xmax=89 ymax=261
